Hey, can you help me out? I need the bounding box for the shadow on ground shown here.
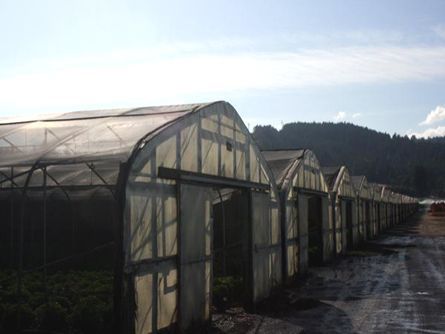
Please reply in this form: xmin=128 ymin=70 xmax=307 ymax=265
xmin=254 ymin=290 xmax=356 ymax=334
xmin=211 ymin=291 xmax=356 ymax=334
xmin=212 ymin=210 xmax=435 ymax=334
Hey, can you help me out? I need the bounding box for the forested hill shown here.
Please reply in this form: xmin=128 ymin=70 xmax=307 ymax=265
xmin=252 ymin=122 xmax=445 ymax=197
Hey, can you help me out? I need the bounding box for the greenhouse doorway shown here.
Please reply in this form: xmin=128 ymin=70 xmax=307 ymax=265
xmin=178 ymin=181 xmax=256 ymax=330
xmin=212 ymin=188 xmax=250 ymax=311
xmin=345 ymin=201 xmax=354 ymax=250
xmin=365 ymin=201 xmax=371 ymax=238
xmin=376 ymin=205 xmax=381 ymax=235
xmin=308 ymin=195 xmax=323 ymax=266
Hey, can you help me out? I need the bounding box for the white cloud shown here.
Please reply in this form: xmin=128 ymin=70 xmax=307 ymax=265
xmin=2 ymin=45 xmax=445 ymax=116
xmin=334 ymin=111 xmax=347 ymax=121
xmin=410 ymin=126 xmax=445 ymax=138
xmin=334 ymin=111 xmax=362 ymax=122
xmin=420 ymin=105 xmax=445 ymax=125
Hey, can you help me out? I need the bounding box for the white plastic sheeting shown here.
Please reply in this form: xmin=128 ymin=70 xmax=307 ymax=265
xmin=124 ymin=102 xmax=281 ymax=333
xmin=323 ymin=166 xmax=357 ymax=255
xmin=0 ymin=101 xmax=281 ymax=334
xmin=352 ymin=176 xmax=374 ymax=241
xmin=262 ymin=149 xmax=330 ymax=280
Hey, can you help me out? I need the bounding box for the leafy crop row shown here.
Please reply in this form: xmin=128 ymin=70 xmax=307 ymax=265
xmin=0 ymin=270 xmax=113 ymax=333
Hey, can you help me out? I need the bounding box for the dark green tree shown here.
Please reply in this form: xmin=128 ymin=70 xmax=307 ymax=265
xmin=253 ymin=122 xmax=445 ymax=197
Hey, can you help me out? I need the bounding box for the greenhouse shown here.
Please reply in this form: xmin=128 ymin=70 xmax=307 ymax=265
xmin=400 ymin=195 xmax=415 ymax=221
xmin=370 ymin=183 xmax=385 ymax=236
xmin=351 ymin=176 xmax=374 ymax=241
xmin=382 ymin=186 xmax=398 ymax=228
xmin=378 ymin=185 xmax=392 ymax=230
xmin=391 ymin=192 xmax=402 ymax=225
xmin=403 ymin=195 xmax=418 ymax=219
xmin=322 ymin=166 xmax=357 ymax=255
xmin=0 ymin=101 xmax=282 ymax=334
xmin=261 ymin=149 xmax=331 ymax=281
xmin=368 ymin=182 xmax=382 ymax=239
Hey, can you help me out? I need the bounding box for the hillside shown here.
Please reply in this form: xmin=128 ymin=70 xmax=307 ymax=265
xmin=252 ymin=122 xmax=445 ymax=197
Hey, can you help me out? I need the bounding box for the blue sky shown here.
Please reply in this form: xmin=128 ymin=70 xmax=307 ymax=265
xmin=1 ymin=0 xmax=445 ymax=137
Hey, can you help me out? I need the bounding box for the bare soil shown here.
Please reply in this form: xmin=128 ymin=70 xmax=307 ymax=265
xmin=212 ymin=206 xmax=445 ymax=333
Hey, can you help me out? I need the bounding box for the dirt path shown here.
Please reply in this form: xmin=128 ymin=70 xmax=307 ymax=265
xmin=212 ymin=206 xmax=445 ymax=333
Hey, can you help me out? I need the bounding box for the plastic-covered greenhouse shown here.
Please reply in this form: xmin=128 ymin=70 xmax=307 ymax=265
xmin=261 ymin=149 xmax=331 ymax=280
xmin=370 ymin=183 xmax=384 ymax=236
xmin=322 ymin=166 xmax=357 ymax=255
xmin=0 ymin=101 xmax=282 ymax=333
xmin=376 ymin=184 xmax=390 ymax=230
xmin=390 ymin=191 xmax=401 ymax=225
xmin=351 ymin=175 xmax=375 ymax=241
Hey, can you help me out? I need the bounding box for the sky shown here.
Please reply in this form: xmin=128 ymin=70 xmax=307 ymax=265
xmin=1 ymin=0 xmax=445 ymax=137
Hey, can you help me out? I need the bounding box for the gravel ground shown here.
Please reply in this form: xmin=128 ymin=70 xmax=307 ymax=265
xmin=212 ymin=205 xmax=445 ymax=333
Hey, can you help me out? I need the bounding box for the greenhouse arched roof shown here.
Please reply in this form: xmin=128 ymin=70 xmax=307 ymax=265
xmin=0 ymin=102 xmax=219 ymax=188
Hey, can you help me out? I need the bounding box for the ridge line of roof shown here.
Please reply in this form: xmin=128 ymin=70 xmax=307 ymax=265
xmin=0 ymin=102 xmax=220 ymax=126
xmin=281 ymin=150 xmax=306 ymax=187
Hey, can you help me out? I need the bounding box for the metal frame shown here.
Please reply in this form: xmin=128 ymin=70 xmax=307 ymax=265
xmin=1 ymin=159 xmax=119 ymax=332
xmin=268 ymin=149 xmax=331 ymax=281
xmin=110 ymin=103 xmax=277 ymax=333
xmin=2 ymin=103 xmax=420 ymax=334
xmin=171 ymin=173 xmax=260 ymax=325
xmin=293 ymin=187 xmax=330 ymax=269
xmin=158 ymin=167 xmax=270 ymax=191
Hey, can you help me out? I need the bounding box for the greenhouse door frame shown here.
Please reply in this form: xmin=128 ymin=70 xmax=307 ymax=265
xmin=344 ymin=199 xmax=354 ymax=251
xmin=376 ymin=202 xmax=381 ymax=235
xmin=293 ymin=188 xmax=329 ymax=273
xmin=158 ymin=167 xmax=269 ymax=331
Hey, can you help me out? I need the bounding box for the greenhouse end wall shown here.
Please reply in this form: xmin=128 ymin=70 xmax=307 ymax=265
xmin=328 ymin=167 xmax=356 ymax=255
xmin=123 ymin=102 xmax=281 ymax=333
xmin=264 ymin=149 xmax=331 ymax=281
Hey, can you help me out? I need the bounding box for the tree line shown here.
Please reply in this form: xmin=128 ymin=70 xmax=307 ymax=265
xmin=252 ymin=122 xmax=445 ymax=197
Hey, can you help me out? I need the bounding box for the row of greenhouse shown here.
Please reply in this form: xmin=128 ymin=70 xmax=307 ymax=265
xmin=0 ymin=101 xmax=418 ymax=334
xmin=262 ymin=150 xmax=418 ymax=283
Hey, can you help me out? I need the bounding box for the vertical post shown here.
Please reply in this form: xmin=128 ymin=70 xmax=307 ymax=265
xmin=232 ymin=117 xmax=236 ymax=178
xmin=43 ymin=167 xmax=48 ymax=302
xmin=217 ymin=190 xmax=226 ymax=276
xmin=295 ymin=191 xmax=302 ymax=273
xmin=10 ymin=167 xmax=14 ymax=267
xmin=279 ymin=190 xmax=287 ymax=283
xmin=17 ymin=167 xmax=34 ymax=332
xmin=197 ymin=114 xmax=202 ymax=174
xmin=247 ymin=190 xmax=254 ymax=310
xmin=176 ymin=180 xmax=182 ymax=333
xmin=150 ymin=157 xmax=158 ymax=334
xmin=217 ymin=113 xmax=222 ymax=177
xmin=113 ymin=162 xmax=127 ymax=334
xmin=18 ymin=169 xmax=34 ymax=294
xmin=331 ymin=192 xmax=337 ymax=257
